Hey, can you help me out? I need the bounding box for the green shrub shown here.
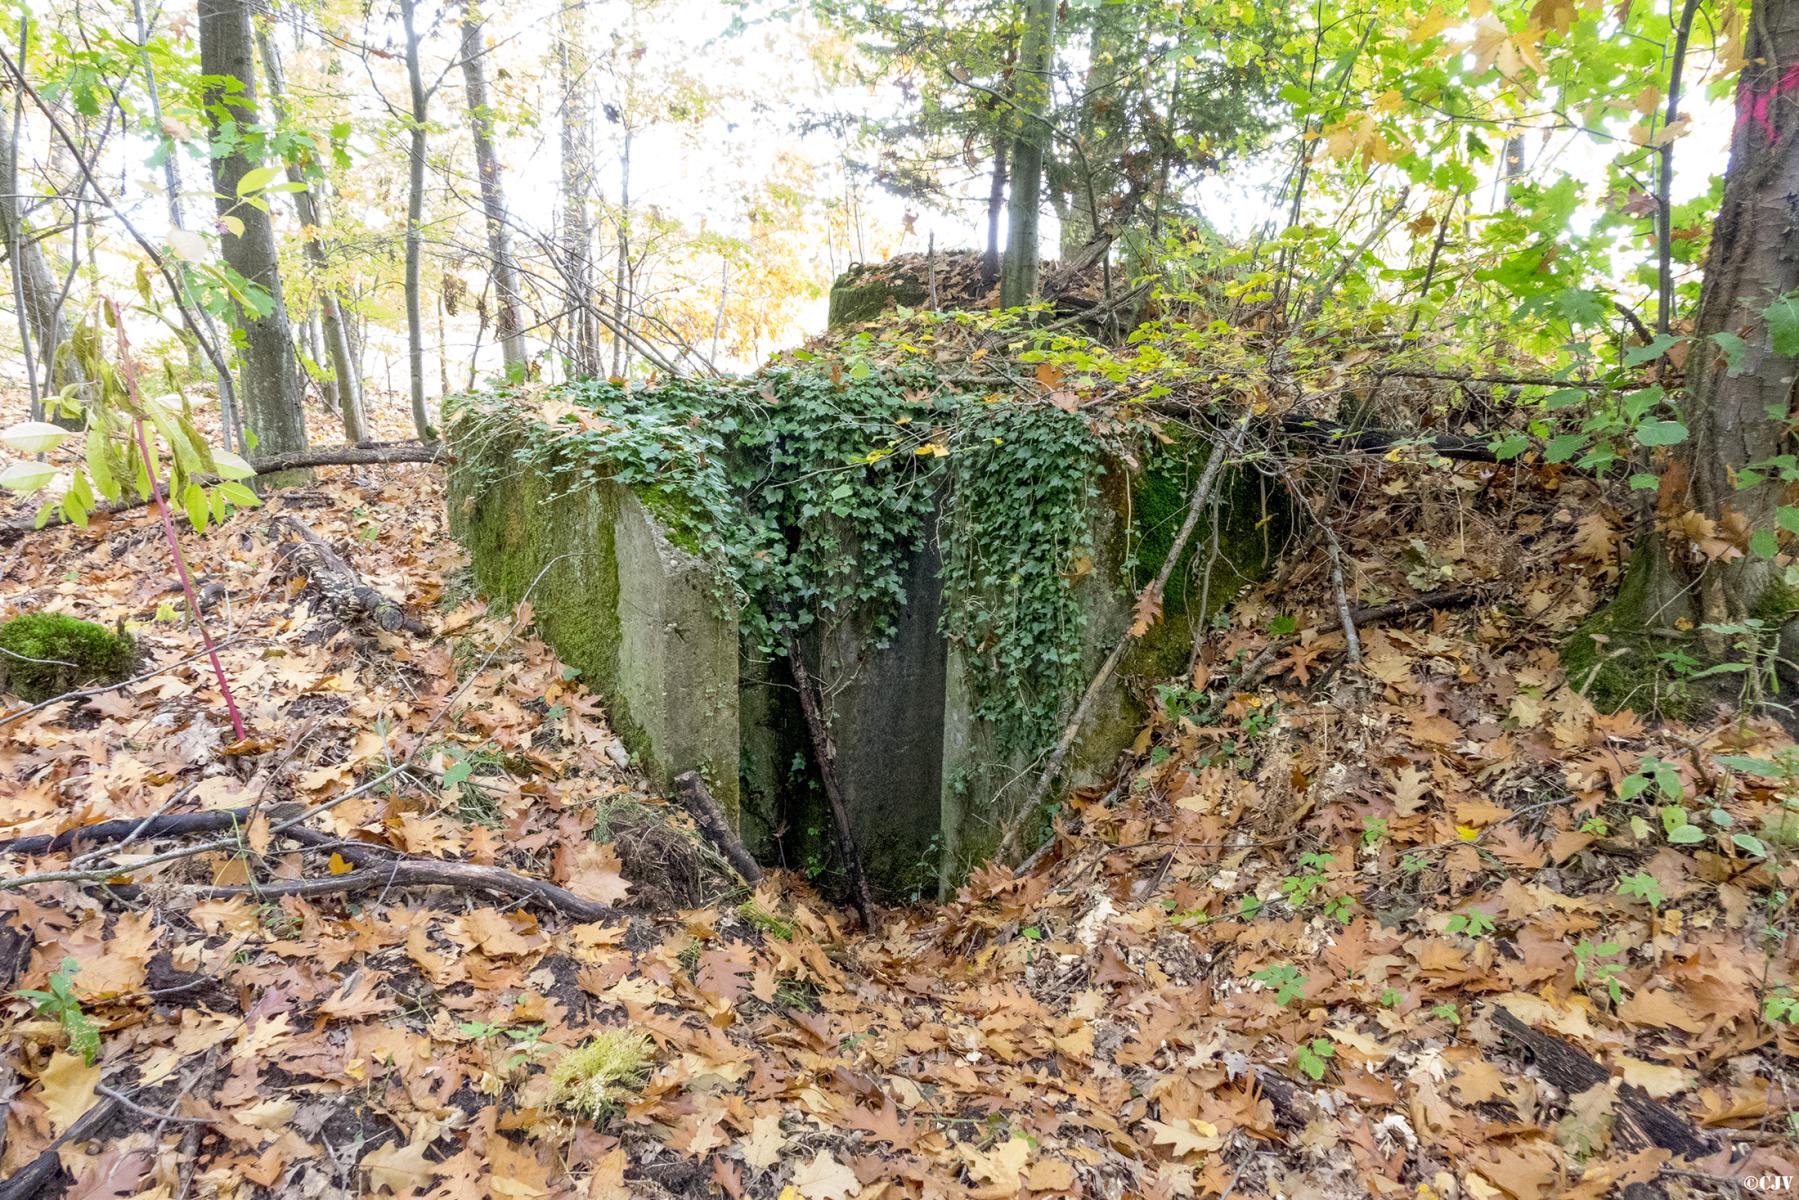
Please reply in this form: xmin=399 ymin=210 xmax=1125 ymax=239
xmin=0 ymin=612 xmax=137 ymax=703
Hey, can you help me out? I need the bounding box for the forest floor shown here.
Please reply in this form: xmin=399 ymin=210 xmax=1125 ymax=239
xmin=3 ymin=386 xmax=1799 ymax=1200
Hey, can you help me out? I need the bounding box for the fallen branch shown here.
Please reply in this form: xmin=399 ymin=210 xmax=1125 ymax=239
xmin=0 ymin=442 xmax=448 ymax=545
xmin=273 ymin=515 xmax=429 ymax=634
xmin=1220 ymin=585 xmax=1487 ymax=700
xmin=788 ymin=640 xmax=876 ymax=929
xmin=994 ymin=407 xmax=1254 ymax=864
xmin=1375 ymin=367 xmax=1608 ymax=390
xmin=1491 ymin=1007 xmax=1716 ymax=1161
xmin=1274 ymin=415 xmax=1499 ymax=463
xmin=0 ymin=806 xmax=241 ymax=856
xmin=0 ymin=1091 xmax=123 ymax=1200
xmin=673 ymin=771 xmax=762 ymax=884
xmin=0 ymin=800 xmax=614 ymax=921
xmin=130 ymin=859 xmax=613 ymax=921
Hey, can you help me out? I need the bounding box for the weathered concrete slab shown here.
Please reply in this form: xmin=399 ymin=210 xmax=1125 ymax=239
xmin=448 ymin=391 xmax=1282 ymax=896
xmin=448 ymin=432 xmax=742 ymax=817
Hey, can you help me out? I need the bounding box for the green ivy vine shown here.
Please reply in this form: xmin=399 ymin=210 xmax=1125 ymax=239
xmin=447 ymin=368 xmax=1121 ymax=763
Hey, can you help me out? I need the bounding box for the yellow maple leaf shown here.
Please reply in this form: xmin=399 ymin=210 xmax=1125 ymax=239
xmin=36 ymin=1050 xmax=99 ymax=1136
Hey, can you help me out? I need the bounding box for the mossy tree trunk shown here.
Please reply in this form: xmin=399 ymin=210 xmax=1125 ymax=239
xmin=1578 ymin=0 xmax=1799 ymax=704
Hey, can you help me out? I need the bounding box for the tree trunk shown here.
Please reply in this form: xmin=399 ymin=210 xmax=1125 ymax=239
xmin=1000 ymin=0 xmax=1055 ymax=310
xmin=0 ymin=121 xmax=74 ymax=411
xmin=256 ymin=25 xmax=367 ymax=443
xmin=136 ymin=0 xmax=241 ymax=451
xmin=558 ymin=3 xmax=599 ymax=378
xmin=399 ymin=0 xmax=433 ymax=440
xmin=1576 ymin=0 xmax=1799 ymax=707
xmin=198 ymin=0 xmax=308 ymax=460
xmin=612 ymin=126 xmax=633 ymax=379
xmin=1656 ymin=0 xmax=1703 ymax=339
xmin=459 ymin=0 xmax=528 ymax=376
xmin=1057 ymin=4 xmax=1129 ymax=255
xmin=982 ymin=141 xmax=1007 ymax=290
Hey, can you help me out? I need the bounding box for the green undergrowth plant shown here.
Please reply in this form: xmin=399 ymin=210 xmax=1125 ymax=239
xmin=14 ymin=958 xmax=100 ymax=1063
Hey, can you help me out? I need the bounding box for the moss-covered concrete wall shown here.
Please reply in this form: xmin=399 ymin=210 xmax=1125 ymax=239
xmin=936 ymin=436 xmax=1285 ymax=889
xmin=447 ymin=428 xmax=742 ymax=815
xmin=448 ymin=393 xmax=1284 ymax=896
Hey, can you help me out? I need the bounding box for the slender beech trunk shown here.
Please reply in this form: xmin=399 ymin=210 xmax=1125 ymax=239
xmin=558 ymin=3 xmax=598 ymax=377
xmin=612 ymin=126 xmax=633 ymax=378
xmin=257 ymin=25 xmax=367 ymax=442
xmin=1656 ymin=0 xmax=1703 ymax=338
xmin=399 ymin=0 xmax=432 ymax=439
xmin=0 ymin=120 xmax=70 ymax=409
xmin=135 ymin=0 xmax=239 ymax=449
xmin=198 ymin=0 xmax=307 ymax=459
xmin=1000 ymin=0 xmax=1055 ymax=309
xmin=1058 ymin=4 xmax=1128 ymax=254
xmin=982 ymin=142 xmax=1008 ymax=290
xmin=1581 ymin=0 xmax=1799 ymax=698
xmin=459 ymin=0 xmax=528 ymax=376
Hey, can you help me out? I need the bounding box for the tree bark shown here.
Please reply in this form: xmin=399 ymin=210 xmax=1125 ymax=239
xmin=999 ymin=0 xmax=1055 ymax=309
xmin=1657 ymin=0 xmax=1703 ymax=339
xmin=459 ymin=0 xmax=529 ymax=375
xmin=558 ymin=3 xmax=599 ymax=377
xmin=1586 ymin=0 xmax=1799 ymax=699
xmin=200 ymin=0 xmax=309 ymax=464
xmin=256 ymin=25 xmax=367 ymax=443
xmin=982 ymin=141 xmax=1008 ymax=290
xmin=0 ymin=119 xmax=79 ymax=405
xmin=198 ymin=0 xmax=308 ymax=461
xmin=400 ymin=0 xmax=433 ymax=440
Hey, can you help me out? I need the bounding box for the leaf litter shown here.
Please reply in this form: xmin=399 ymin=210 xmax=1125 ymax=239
xmin=2 ymin=399 xmax=1798 ymax=1200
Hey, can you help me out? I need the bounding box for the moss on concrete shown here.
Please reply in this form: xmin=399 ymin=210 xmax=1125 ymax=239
xmin=826 ymin=264 xmax=929 ymax=328
xmin=0 ymin=612 xmax=136 ymax=703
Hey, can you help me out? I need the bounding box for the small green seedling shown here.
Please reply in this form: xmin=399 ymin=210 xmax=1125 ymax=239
xmin=1294 ymin=1038 xmax=1334 ymax=1081
xmin=14 ymin=958 xmax=100 ymax=1064
xmin=1251 ymin=963 xmax=1309 ymax=1007
xmin=1445 ymin=910 xmax=1495 ymax=938
xmin=1616 ymin=871 xmax=1665 ymax=908
xmin=1573 ymin=939 xmax=1628 ymax=1004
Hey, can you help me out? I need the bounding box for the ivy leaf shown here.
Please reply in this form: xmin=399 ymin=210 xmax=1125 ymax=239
xmin=1634 ymin=420 xmax=1688 ymax=447
xmin=1712 ymin=331 xmax=1749 ymax=376
xmin=1764 ymin=293 xmax=1799 ymax=358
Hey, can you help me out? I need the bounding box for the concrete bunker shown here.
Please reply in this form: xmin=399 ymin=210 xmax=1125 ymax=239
xmin=447 ymin=370 xmax=1283 ymax=895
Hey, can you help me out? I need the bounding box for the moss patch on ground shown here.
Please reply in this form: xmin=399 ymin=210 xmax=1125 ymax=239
xmin=0 ymin=612 xmax=136 ymax=703
xmin=1563 ymin=539 xmax=1691 ymax=716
